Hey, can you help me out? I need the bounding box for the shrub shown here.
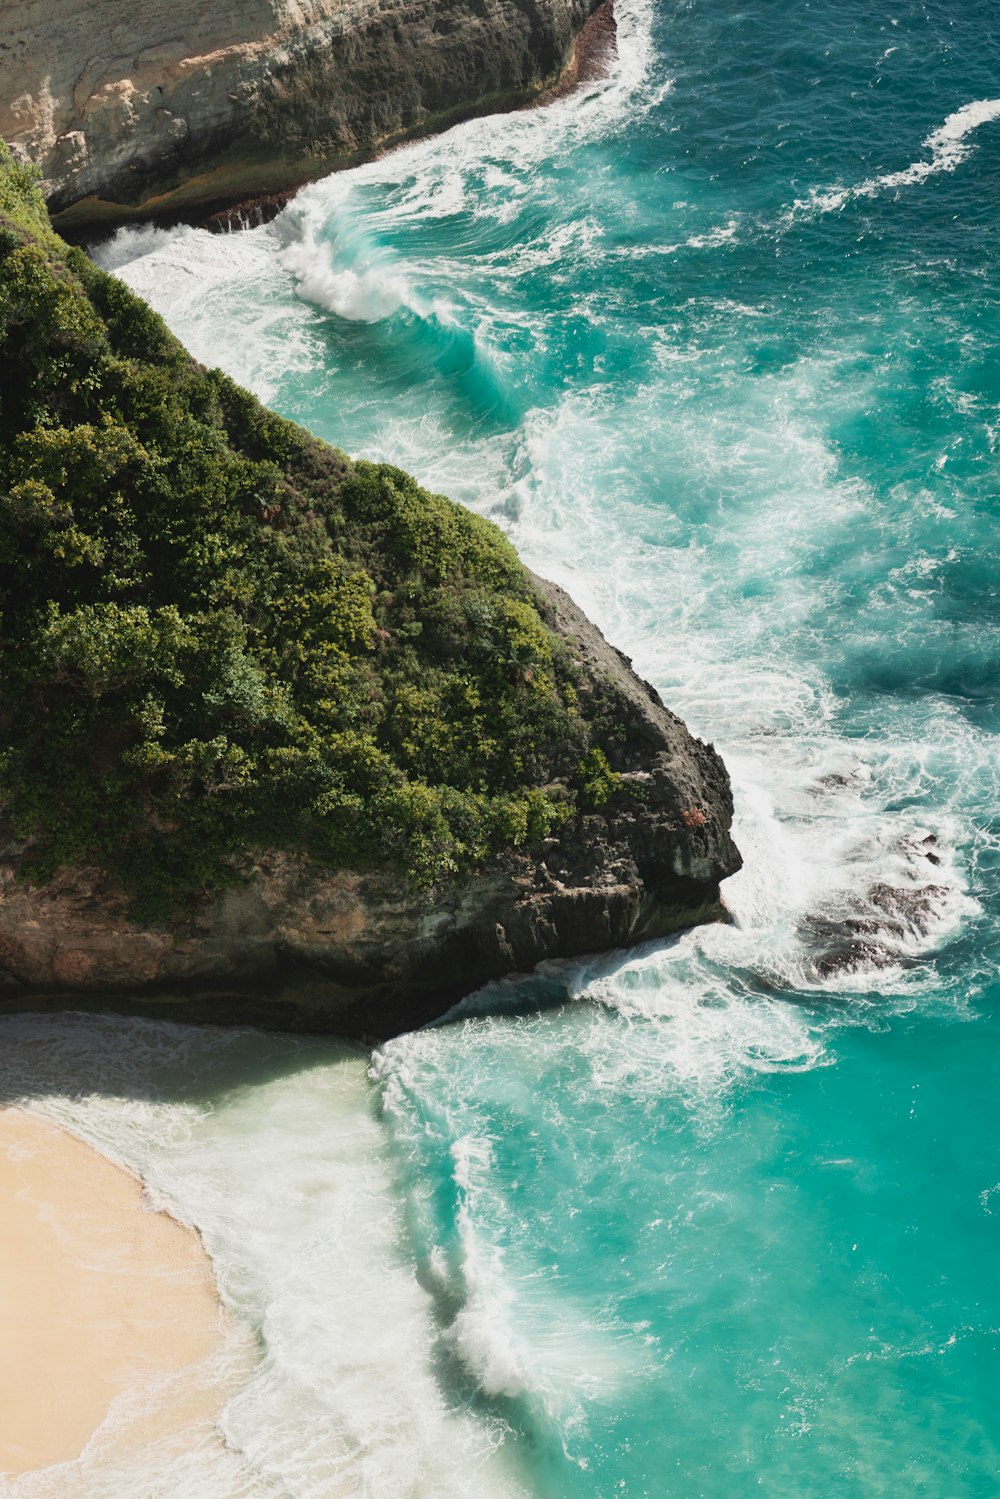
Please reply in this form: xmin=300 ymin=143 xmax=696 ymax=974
xmin=0 ymin=145 xmax=629 ymax=915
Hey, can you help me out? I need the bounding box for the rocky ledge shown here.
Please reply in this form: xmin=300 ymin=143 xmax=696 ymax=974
xmin=2 ymin=0 xmax=611 ymax=232
xmin=0 ymin=137 xmax=739 ymax=1041
xmin=0 ymin=577 xmax=738 ymax=1040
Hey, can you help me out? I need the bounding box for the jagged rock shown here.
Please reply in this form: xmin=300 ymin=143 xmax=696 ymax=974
xmin=1 ymin=0 xmax=610 ymax=231
xmin=0 ymin=576 xmax=739 ymax=1039
xmin=804 ymin=876 xmax=951 ymax=982
xmin=810 ymin=940 xmax=898 ymax=980
xmin=866 ymin=881 xmax=949 ymax=936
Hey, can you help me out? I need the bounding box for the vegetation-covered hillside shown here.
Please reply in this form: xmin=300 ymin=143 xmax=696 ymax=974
xmin=0 ymin=146 xmax=622 ymax=916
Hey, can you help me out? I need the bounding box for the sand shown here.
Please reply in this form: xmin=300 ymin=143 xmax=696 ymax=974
xmin=0 ymin=1107 xmax=225 ymax=1476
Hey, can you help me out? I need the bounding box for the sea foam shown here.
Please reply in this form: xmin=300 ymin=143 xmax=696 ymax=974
xmin=0 ymin=1017 xmax=527 ymax=1499
xmin=787 ymin=97 xmax=1000 ymax=220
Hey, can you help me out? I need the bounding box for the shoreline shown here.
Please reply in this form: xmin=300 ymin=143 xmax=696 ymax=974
xmin=83 ymin=0 xmax=618 ymax=240
xmin=530 ymin=0 xmax=619 ymax=107
xmin=0 ymin=1108 xmax=227 ymax=1476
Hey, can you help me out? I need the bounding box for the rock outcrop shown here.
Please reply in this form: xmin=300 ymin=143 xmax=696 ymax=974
xmin=0 ymin=117 xmax=739 ymax=1041
xmin=0 ymin=575 xmax=738 ymax=1040
xmin=1 ymin=0 xmax=608 ymax=231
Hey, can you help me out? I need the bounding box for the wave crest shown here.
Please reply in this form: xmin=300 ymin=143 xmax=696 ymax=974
xmin=787 ymin=97 xmax=1000 ymax=220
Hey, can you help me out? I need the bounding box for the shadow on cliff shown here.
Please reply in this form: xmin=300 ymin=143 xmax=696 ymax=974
xmin=0 ymin=935 xmax=684 ymax=1112
xmin=0 ymin=907 xmax=792 ymax=1116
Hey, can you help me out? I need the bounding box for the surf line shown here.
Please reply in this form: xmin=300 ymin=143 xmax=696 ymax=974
xmin=786 ymin=97 xmax=1000 ymax=220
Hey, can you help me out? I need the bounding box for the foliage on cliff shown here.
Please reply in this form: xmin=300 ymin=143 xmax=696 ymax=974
xmin=0 ymin=145 xmax=626 ymax=914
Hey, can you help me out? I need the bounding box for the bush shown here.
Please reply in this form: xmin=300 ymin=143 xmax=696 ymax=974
xmin=0 ymin=145 xmax=628 ymax=916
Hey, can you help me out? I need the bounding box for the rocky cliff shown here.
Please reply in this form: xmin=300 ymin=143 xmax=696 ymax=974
xmin=1 ymin=0 xmax=607 ymax=231
xmin=0 ymin=576 xmax=738 ymax=1039
xmin=0 ymin=145 xmax=739 ymax=1041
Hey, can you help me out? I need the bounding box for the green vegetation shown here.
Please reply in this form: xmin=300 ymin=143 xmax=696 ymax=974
xmin=0 ymin=144 xmax=626 ymax=916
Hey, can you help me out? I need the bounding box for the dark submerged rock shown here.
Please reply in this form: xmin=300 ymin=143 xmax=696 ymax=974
xmin=805 ymin=877 xmax=951 ymax=982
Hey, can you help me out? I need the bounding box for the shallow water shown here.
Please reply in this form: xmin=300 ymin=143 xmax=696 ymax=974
xmin=16 ymin=0 xmax=1000 ymax=1492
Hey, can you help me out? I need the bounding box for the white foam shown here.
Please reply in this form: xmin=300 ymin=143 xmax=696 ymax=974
xmin=93 ymin=222 xmax=318 ymax=403
xmin=90 ymin=221 xmax=183 ymax=271
xmin=281 ymin=236 xmax=413 ymax=322
xmin=682 ymin=217 xmax=742 ymax=250
xmin=573 ymin=946 xmax=830 ymax=1102
xmin=787 ymin=97 xmax=1000 ymax=220
xmin=0 ymin=1017 xmax=527 ymax=1499
xmin=263 ymin=0 xmax=660 ymax=331
xmin=443 ymin=1136 xmax=528 ymax=1398
xmin=375 ymin=1037 xmax=658 ymax=1429
xmin=89 ymin=0 xmax=662 ymax=414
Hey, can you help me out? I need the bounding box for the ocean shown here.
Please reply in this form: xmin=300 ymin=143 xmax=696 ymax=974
xmin=6 ymin=0 xmax=1000 ymax=1492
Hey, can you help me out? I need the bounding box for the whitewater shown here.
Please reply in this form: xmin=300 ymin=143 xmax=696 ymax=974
xmin=6 ymin=0 xmax=1000 ymax=1493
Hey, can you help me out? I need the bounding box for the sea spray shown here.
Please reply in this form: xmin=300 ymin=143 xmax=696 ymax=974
xmin=0 ymin=1017 xmax=527 ymax=1499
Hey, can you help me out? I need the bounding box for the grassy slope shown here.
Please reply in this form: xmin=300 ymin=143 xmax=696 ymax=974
xmin=0 ymin=147 xmax=624 ymax=917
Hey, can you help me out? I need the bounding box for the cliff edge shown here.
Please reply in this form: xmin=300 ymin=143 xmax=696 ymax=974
xmin=0 ymin=575 xmax=739 ymax=1038
xmin=1 ymin=0 xmax=608 ymax=231
xmin=0 ymin=146 xmax=739 ymax=1039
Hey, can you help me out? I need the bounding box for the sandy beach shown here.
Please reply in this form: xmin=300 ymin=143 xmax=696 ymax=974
xmin=0 ymin=1107 xmax=225 ymax=1476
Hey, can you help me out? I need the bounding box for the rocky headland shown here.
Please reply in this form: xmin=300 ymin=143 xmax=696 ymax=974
xmin=0 ymin=571 xmax=739 ymax=1040
xmin=1 ymin=0 xmax=612 ymax=231
xmin=0 ymin=49 xmax=739 ymax=1038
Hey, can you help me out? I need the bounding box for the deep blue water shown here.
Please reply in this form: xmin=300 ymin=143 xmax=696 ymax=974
xmin=26 ymin=2 xmax=1000 ymax=1493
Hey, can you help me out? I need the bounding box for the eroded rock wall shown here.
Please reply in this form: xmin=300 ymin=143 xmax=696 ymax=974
xmin=0 ymin=577 xmax=740 ymax=1039
xmin=0 ymin=0 xmax=603 ymax=229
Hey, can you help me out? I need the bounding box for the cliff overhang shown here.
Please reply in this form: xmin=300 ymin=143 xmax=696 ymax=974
xmin=2 ymin=0 xmax=614 ymax=233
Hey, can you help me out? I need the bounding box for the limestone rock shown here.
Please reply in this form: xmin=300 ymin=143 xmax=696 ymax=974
xmin=0 ymin=576 xmax=740 ymax=1039
xmin=0 ymin=0 xmax=607 ymax=230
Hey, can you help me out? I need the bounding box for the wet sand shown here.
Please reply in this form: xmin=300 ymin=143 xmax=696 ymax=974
xmin=0 ymin=1108 xmax=224 ymax=1476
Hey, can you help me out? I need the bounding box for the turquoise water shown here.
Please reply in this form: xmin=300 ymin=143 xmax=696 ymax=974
xmin=18 ymin=1 xmax=1000 ymax=1493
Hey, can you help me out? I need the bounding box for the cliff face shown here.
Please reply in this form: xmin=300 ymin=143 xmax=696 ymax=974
xmin=1 ymin=0 xmax=605 ymax=230
xmin=0 ymin=145 xmax=740 ymax=1042
xmin=0 ymin=575 xmax=738 ymax=1040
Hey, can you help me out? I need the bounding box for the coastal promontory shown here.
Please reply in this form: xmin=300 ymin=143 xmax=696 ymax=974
xmin=0 ymin=147 xmax=740 ymax=1037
